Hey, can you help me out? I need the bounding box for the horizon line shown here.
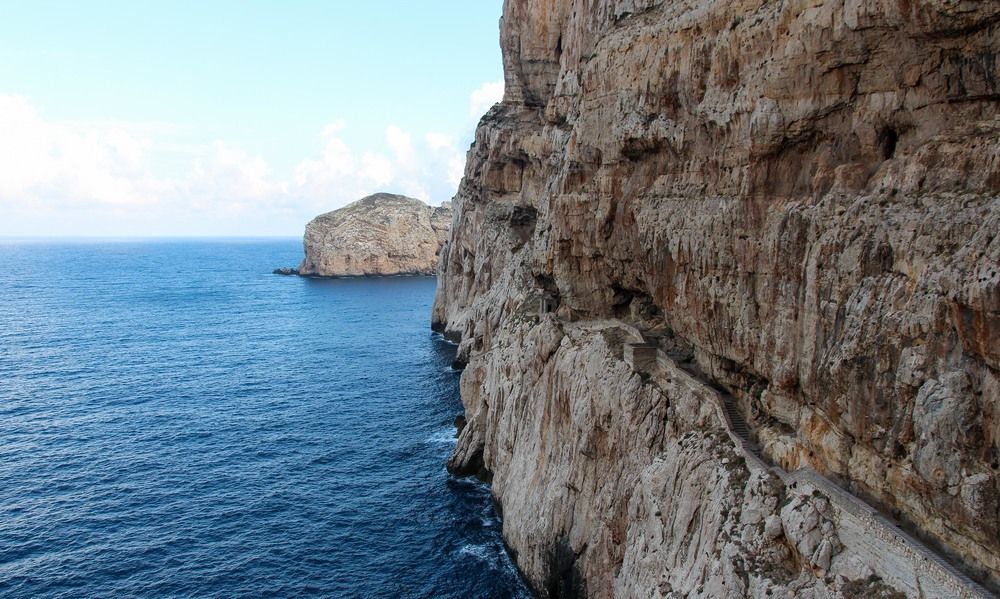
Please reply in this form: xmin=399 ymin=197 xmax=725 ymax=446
xmin=0 ymin=235 xmax=302 ymax=242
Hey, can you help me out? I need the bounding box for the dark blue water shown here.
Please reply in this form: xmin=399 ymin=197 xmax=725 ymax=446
xmin=0 ymin=239 xmax=529 ymax=598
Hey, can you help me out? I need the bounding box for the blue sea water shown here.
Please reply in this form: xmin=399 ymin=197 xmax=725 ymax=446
xmin=0 ymin=239 xmax=530 ymax=599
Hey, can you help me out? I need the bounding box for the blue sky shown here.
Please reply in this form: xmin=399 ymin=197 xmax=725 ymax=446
xmin=0 ymin=1 xmax=504 ymax=236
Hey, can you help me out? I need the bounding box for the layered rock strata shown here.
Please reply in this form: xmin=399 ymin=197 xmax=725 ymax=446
xmin=298 ymin=193 xmax=451 ymax=276
xmin=434 ymin=0 xmax=1000 ymax=597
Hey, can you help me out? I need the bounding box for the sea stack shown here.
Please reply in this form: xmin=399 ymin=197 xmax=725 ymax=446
xmin=298 ymin=193 xmax=452 ymax=277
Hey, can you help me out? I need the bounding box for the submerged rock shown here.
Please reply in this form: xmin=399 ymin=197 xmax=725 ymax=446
xmin=272 ymin=267 xmax=299 ymax=276
xmin=298 ymin=193 xmax=452 ymax=277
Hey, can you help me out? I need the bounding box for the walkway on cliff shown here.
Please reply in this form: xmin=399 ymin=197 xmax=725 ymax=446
xmin=606 ymin=319 xmax=995 ymax=599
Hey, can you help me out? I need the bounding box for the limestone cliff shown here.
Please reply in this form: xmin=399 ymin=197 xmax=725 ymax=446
xmin=434 ymin=0 xmax=1000 ymax=597
xmin=298 ymin=193 xmax=451 ymax=276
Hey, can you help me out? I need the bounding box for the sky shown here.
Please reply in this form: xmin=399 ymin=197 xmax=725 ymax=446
xmin=0 ymin=1 xmax=505 ymax=237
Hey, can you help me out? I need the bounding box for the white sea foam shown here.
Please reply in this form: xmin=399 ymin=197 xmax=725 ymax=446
xmin=431 ymin=332 xmax=459 ymax=346
xmin=458 ymin=543 xmax=494 ymax=562
xmin=427 ymin=429 xmax=458 ymax=444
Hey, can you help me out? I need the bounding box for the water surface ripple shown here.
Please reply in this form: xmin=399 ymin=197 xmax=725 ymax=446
xmin=0 ymin=239 xmax=529 ymax=598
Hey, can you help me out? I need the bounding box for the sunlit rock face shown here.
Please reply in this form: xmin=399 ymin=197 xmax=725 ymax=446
xmin=299 ymin=193 xmax=451 ymax=276
xmin=434 ymin=0 xmax=1000 ymax=596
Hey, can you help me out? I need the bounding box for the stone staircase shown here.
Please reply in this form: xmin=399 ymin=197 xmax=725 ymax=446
xmin=617 ymin=324 xmax=995 ymax=599
xmin=676 ymin=360 xmax=773 ymax=468
xmin=720 ymin=392 xmax=752 ymax=442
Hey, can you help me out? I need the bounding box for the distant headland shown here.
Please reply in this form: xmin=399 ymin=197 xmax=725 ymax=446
xmin=275 ymin=193 xmax=452 ymax=278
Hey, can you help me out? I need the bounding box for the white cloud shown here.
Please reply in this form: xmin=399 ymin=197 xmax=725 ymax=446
xmin=291 ymin=122 xmax=462 ymax=211
xmin=385 ymin=125 xmax=415 ymax=169
xmin=469 ymin=80 xmax=504 ymax=118
xmin=425 ymin=132 xmax=453 ymax=151
xmin=0 ymin=94 xmax=162 ymax=207
xmin=447 ymin=154 xmax=466 ymax=189
xmin=359 ymin=153 xmax=394 ymax=187
xmin=293 ymin=122 xmax=359 ymax=189
xmin=188 ymin=141 xmax=280 ymax=206
xmin=0 ymin=84 xmax=508 ymax=235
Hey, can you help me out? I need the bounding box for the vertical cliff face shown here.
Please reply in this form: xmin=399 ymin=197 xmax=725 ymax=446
xmin=435 ymin=0 xmax=999 ymax=596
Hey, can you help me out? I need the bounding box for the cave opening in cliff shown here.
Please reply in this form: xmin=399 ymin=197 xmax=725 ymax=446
xmin=878 ymin=126 xmax=899 ymax=160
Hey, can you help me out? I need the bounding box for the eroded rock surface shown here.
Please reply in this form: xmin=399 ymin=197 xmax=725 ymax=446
xmin=435 ymin=0 xmax=999 ymax=596
xmin=298 ymin=193 xmax=451 ymax=276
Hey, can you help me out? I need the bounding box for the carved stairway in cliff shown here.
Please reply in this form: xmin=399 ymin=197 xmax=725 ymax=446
xmin=617 ymin=323 xmax=995 ymax=599
xmin=717 ymin=389 xmax=766 ymax=460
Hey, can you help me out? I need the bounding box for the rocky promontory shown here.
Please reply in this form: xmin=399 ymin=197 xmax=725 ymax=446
xmin=435 ymin=1 xmax=1000 ymax=597
xmin=297 ymin=193 xmax=451 ymax=277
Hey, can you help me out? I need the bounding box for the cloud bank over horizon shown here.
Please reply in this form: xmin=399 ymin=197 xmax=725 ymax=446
xmin=0 ymin=80 xmax=504 ymax=237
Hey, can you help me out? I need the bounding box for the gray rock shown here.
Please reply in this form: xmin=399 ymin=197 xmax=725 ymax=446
xmin=298 ymin=193 xmax=452 ymax=277
xmin=433 ymin=0 xmax=1000 ymax=596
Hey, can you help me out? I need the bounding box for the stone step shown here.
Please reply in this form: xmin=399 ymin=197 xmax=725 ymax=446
xmin=630 ymin=327 xmax=992 ymax=597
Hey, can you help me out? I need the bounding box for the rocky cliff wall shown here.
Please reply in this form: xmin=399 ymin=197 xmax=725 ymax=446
xmin=299 ymin=193 xmax=451 ymax=276
xmin=434 ymin=0 xmax=1000 ymax=596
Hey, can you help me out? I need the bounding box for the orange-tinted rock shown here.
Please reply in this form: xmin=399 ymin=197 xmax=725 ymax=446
xmin=436 ymin=0 xmax=1000 ymax=596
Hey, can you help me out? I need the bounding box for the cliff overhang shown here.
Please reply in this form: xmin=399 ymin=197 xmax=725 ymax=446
xmin=435 ymin=1 xmax=1000 ymax=596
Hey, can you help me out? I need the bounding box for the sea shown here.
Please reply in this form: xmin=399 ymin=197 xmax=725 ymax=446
xmin=0 ymin=239 xmax=531 ymax=598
